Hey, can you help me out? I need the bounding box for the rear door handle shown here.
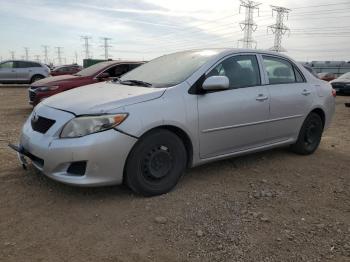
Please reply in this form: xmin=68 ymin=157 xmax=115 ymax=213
xmin=256 ymin=94 xmax=268 ymax=101
xmin=302 ymin=89 xmax=311 ymax=96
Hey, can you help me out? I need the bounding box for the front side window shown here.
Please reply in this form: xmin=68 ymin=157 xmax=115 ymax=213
xmin=0 ymin=61 xmax=14 ymax=69
xmin=263 ymin=56 xmax=302 ymax=84
xmin=27 ymin=62 xmax=41 ymax=68
xmin=207 ymin=55 xmax=261 ymax=89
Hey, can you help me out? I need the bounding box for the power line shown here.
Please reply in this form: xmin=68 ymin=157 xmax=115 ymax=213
xmin=100 ymin=37 xmax=112 ymax=60
xmin=268 ymin=5 xmax=291 ymax=52
xmin=81 ymin=36 xmax=92 ymax=59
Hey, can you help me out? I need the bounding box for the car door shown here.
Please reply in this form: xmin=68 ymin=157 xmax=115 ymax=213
xmin=14 ymin=61 xmax=31 ymax=81
xmin=261 ymin=55 xmax=314 ymax=142
xmin=197 ymin=54 xmax=270 ymax=159
xmin=0 ymin=61 xmax=16 ymax=81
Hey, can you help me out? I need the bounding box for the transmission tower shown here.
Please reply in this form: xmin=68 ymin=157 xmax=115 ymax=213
xmin=42 ymin=45 xmax=49 ymax=64
xmin=9 ymin=51 xmax=15 ymax=60
xmin=100 ymin=37 xmax=112 ymax=60
xmin=24 ymin=47 xmax=29 ymax=60
xmin=238 ymin=0 xmax=261 ymax=49
xmin=268 ymin=6 xmax=291 ymax=52
xmin=81 ymin=36 xmax=92 ymax=59
xmin=55 ymin=47 xmax=63 ymax=65
xmin=74 ymin=51 xmax=78 ymax=64
xmin=34 ymin=55 xmax=40 ymax=62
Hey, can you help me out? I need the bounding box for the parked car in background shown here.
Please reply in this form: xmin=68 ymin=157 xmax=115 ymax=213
xmin=28 ymin=60 xmax=144 ymax=106
xmin=303 ymin=65 xmax=319 ymax=78
xmin=330 ymin=72 xmax=350 ymax=95
xmin=0 ymin=60 xmax=50 ymax=84
xmin=50 ymin=64 xmax=83 ymax=76
xmin=11 ymin=49 xmax=335 ymax=196
xmin=318 ymin=72 xmax=336 ymax=82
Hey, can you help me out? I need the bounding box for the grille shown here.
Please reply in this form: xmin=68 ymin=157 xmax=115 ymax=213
xmin=31 ymin=116 xmax=56 ymax=134
xmin=29 ymin=90 xmax=36 ymax=101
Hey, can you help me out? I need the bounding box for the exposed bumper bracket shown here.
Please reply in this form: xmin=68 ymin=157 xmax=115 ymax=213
xmin=8 ymin=143 xmax=29 ymax=170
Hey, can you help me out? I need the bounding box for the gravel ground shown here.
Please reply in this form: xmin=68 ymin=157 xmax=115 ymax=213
xmin=0 ymin=87 xmax=349 ymax=262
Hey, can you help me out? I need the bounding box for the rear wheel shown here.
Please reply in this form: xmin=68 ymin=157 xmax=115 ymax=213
xmin=125 ymin=129 xmax=187 ymax=196
xmin=290 ymin=112 xmax=324 ymax=155
xmin=30 ymin=75 xmax=44 ymax=84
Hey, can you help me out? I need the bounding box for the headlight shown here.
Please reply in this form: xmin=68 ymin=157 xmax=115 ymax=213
xmin=37 ymin=86 xmax=59 ymax=91
xmin=60 ymin=114 xmax=128 ymax=138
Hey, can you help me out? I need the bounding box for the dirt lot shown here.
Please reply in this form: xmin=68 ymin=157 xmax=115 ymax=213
xmin=0 ymin=87 xmax=349 ymax=262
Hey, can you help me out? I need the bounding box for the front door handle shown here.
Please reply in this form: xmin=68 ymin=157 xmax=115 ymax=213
xmin=302 ymin=89 xmax=311 ymax=96
xmin=256 ymin=94 xmax=268 ymax=101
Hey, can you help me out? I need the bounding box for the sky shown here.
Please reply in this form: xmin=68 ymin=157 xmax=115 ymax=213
xmin=0 ymin=0 xmax=349 ymax=65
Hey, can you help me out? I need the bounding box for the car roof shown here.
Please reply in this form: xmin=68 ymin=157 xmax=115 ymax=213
xmin=171 ymin=48 xmax=292 ymax=58
xmin=1 ymin=60 xmax=43 ymax=63
xmin=99 ymin=60 xmax=145 ymax=66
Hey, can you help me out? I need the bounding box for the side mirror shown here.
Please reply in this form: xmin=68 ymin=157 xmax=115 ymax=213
xmin=97 ymin=72 xmax=110 ymax=80
xmin=202 ymin=76 xmax=229 ymax=91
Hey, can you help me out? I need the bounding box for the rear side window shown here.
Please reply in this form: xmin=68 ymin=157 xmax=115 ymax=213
xmin=263 ymin=56 xmax=305 ymax=84
xmin=207 ymin=55 xmax=261 ymax=89
xmin=0 ymin=61 xmax=14 ymax=68
xmin=26 ymin=62 xmax=41 ymax=68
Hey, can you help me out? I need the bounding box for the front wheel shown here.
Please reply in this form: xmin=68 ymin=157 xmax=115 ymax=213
xmin=125 ymin=129 xmax=187 ymax=196
xmin=290 ymin=112 xmax=324 ymax=155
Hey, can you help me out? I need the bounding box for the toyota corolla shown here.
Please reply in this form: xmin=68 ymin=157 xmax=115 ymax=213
xmin=9 ymin=49 xmax=335 ymax=196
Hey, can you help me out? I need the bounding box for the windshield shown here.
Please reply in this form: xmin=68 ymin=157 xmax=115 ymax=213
xmin=338 ymin=72 xmax=350 ymax=80
xmin=75 ymin=62 xmax=113 ymax=77
xmin=119 ymin=50 xmax=219 ymax=87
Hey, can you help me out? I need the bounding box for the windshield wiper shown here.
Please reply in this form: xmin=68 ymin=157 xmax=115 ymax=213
xmin=119 ymin=79 xmax=152 ymax=87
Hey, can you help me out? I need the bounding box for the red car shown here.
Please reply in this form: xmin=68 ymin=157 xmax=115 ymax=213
xmin=29 ymin=61 xmax=143 ymax=106
xmin=50 ymin=64 xmax=83 ymax=76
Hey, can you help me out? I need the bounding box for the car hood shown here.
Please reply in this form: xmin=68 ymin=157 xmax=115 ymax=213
xmin=31 ymin=74 xmax=82 ymax=86
xmin=42 ymin=82 xmax=166 ymax=115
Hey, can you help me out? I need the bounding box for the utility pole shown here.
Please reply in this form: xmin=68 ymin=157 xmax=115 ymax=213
xmin=9 ymin=51 xmax=15 ymax=60
xmin=55 ymin=47 xmax=63 ymax=65
xmin=238 ymin=0 xmax=261 ymax=49
xmin=42 ymin=45 xmax=49 ymax=64
xmin=100 ymin=37 xmax=112 ymax=60
xmin=24 ymin=47 xmax=29 ymax=60
xmin=268 ymin=5 xmax=291 ymax=52
xmin=81 ymin=36 xmax=92 ymax=59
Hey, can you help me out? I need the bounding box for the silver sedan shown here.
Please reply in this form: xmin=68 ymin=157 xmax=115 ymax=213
xmin=11 ymin=49 xmax=335 ymax=196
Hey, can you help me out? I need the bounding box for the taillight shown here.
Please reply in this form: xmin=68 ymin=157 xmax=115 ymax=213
xmin=332 ymin=88 xmax=337 ymax=97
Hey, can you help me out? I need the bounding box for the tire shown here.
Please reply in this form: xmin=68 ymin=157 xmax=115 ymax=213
xmin=125 ymin=129 xmax=187 ymax=196
xmin=290 ymin=113 xmax=324 ymax=155
xmin=30 ymin=75 xmax=44 ymax=84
